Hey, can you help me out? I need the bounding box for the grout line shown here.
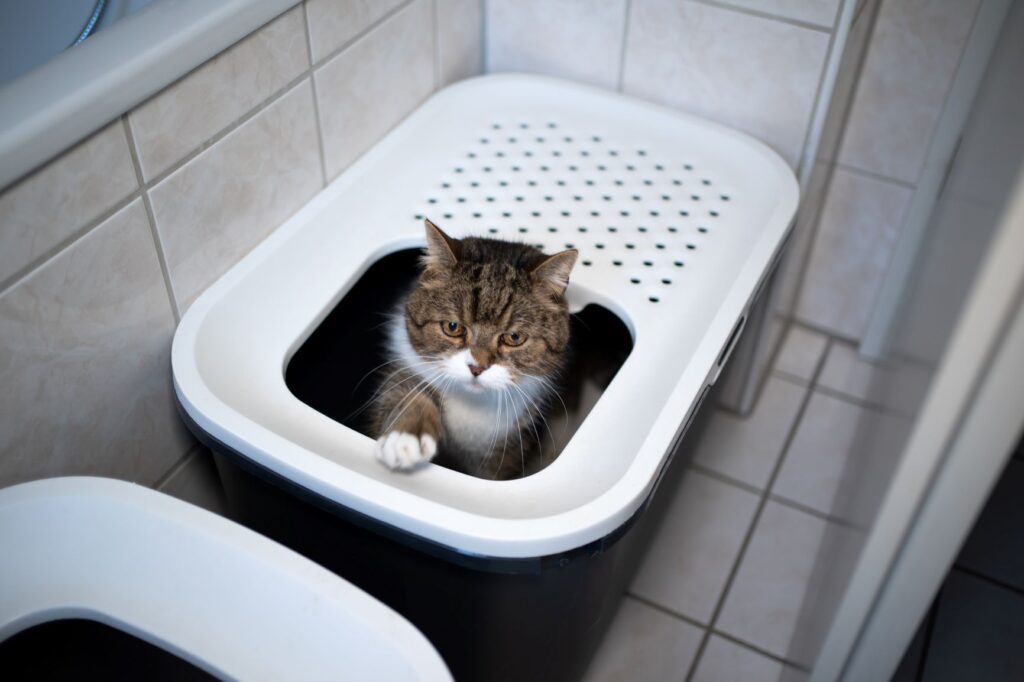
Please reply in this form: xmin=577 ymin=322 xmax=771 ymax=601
xmin=684 ymin=339 xmax=833 ymax=682
xmin=153 ymin=442 xmax=203 ymax=490
xmin=811 ymin=383 xmax=915 ymax=419
xmin=687 ymin=0 xmax=833 ymax=33
xmin=786 ymin=316 xmax=861 ymax=346
xmin=834 ymin=161 xmax=916 ymax=189
xmin=952 ymin=564 xmax=1024 ymax=599
xmin=302 ymin=2 xmax=329 ymax=187
xmin=616 ymin=0 xmax=633 ymax=93
xmin=309 ymin=0 xmax=416 ymax=72
xmin=628 ymin=592 xmax=811 ymax=671
xmin=123 ymin=115 xmax=182 ymax=321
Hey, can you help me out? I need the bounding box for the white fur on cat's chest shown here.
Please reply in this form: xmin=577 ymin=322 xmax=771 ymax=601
xmin=440 ymin=389 xmax=522 ymax=456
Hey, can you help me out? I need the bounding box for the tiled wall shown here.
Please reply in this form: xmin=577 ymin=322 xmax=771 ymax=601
xmin=794 ymin=0 xmax=983 ymax=341
xmin=0 ymin=0 xmax=483 ymax=503
xmin=486 ymin=0 xmax=840 ymax=170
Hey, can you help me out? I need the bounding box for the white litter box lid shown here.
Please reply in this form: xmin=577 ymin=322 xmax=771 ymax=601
xmin=172 ymin=74 xmax=798 ymax=559
xmin=0 ymin=477 xmax=451 ymax=681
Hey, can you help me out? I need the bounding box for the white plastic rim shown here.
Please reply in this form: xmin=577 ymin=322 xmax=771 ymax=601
xmin=172 ymin=74 xmax=798 ymax=559
xmin=0 ymin=477 xmax=451 ymax=681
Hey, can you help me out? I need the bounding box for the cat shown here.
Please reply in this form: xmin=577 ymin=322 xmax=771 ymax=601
xmin=370 ymin=219 xmax=577 ymax=480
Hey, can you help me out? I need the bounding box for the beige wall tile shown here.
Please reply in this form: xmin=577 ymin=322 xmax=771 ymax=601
xmin=0 ymin=122 xmax=137 ymax=285
xmin=632 ymin=470 xmax=760 ymax=623
xmin=838 ymin=0 xmax=981 ymax=184
xmin=795 ymin=169 xmax=912 ymax=339
xmin=583 ymin=597 xmax=703 ymax=682
xmin=305 ymin=0 xmax=407 ymax=64
xmin=716 ymin=501 xmax=831 ymax=657
xmin=0 ymin=199 xmax=191 ymax=488
xmin=722 ymin=0 xmax=840 ymax=28
xmin=437 ymin=0 xmax=483 ymax=87
xmin=129 ymin=7 xmax=309 ymax=181
xmin=694 ymin=376 xmax=807 ymax=490
xmin=486 ymin=0 xmax=628 ymax=90
xmin=623 ymin=0 xmax=829 ymax=167
xmin=314 ymin=0 xmax=435 ymax=179
xmin=150 ymin=80 xmax=321 ymax=309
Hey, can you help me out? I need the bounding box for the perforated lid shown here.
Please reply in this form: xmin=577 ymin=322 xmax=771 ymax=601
xmin=172 ymin=75 xmax=798 ymax=558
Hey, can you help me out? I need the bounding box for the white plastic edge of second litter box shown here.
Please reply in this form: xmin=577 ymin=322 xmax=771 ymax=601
xmin=172 ymin=74 xmax=799 ymax=559
xmin=0 ymin=477 xmax=452 ymax=681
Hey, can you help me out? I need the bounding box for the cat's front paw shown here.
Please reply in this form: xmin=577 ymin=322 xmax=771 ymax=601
xmin=375 ymin=431 xmax=438 ymax=471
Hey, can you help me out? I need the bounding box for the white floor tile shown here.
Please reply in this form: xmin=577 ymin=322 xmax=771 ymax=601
xmin=716 ymin=502 xmax=830 ymax=658
xmin=772 ymin=391 xmax=906 ymax=519
xmin=693 ymin=377 xmax=807 ymax=490
xmin=583 ymin=597 xmax=703 ymax=682
xmin=774 ymin=326 xmax=829 ymax=383
xmin=632 ymin=470 xmax=760 ymax=623
xmin=692 ymin=635 xmax=805 ymax=682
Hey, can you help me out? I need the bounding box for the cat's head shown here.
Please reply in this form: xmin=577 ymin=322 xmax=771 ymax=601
xmin=401 ymin=220 xmax=577 ymax=393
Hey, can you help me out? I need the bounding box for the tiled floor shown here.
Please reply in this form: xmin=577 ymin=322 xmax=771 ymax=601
xmin=584 ymin=322 xmax=893 ymax=682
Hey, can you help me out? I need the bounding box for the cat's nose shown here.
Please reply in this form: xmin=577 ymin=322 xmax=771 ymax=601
xmin=468 ymin=364 xmax=484 ymax=377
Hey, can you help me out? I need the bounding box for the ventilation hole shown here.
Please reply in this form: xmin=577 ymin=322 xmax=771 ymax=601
xmin=698 ymin=226 xmax=708 ymax=234
xmin=686 ymin=243 xmax=696 ymax=250
xmin=592 ymin=136 xmax=602 ymax=142
xmin=489 ymin=227 xmax=499 ymax=234
xmin=499 ymin=181 xmax=508 ymax=187
xmin=540 ymin=165 xmax=550 ymax=172
xmin=655 ymin=164 xmax=664 ymax=171
xmin=595 ymin=243 xmax=605 ymax=249
xmin=564 ymin=136 xmax=573 ymax=143
xmin=531 ymin=211 xmax=540 ymax=217
xmin=428 ymin=198 xmax=437 ymax=204
xmin=674 ymin=260 xmax=684 ymax=267
xmin=578 ymin=226 xmax=588 ymax=233
xmin=536 ymin=137 xmax=546 ymax=143
xmin=679 ymin=210 xmax=689 ymax=217
xmin=511 ymin=166 xmax=521 ymax=172
xmin=479 ymin=138 xmax=489 ymax=145
xmin=443 ymin=213 xmax=453 ymax=219
xmin=609 ymin=150 xmax=619 ymax=156
xmin=650 ymin=211 xmax=660 ymax=217
xmin=524 ymin=151 xmax=533 ymax=157
xmin=656 ymin=243 xmax=665 ymax=250
xmin=548 ymin=227 xmax=558 ymax=233
xmin=637 ymin=150 xmax=647 ymax=156
xmin=565 ymin=242 xmax=575 ymax=248
xmin=673 ymin=179 xmax=682 ymax=186
xmin=638 ymin=226 xmax=648 ymax=233
xmin=607 ymin=226 xmax=618 ymax=233
xmin=648 ymin=296 xmax=659 ymax=303
xmin=630 ymin=277 xmax=641 ymax=284
xmin=535 ymin=243 xmax=544 ymax=249
xmin=515 ymin=196 xmax=524 ymax=202
xmin=632 ymin=195 xmax=642 ymax=201
xmin=661 ymin=195 xmax=671 ymax=201
xmin=661 ymin=278 xmax=672 ymax=285
xmin=590 ymin=211 xmax=600 ymax=217
xmin=518 ymin=227 xmax=528 ymax=233
xmin=581 ymin=150 xmax=590 ymax=157
xmin=528 ymin=180 xmax=537 ymax=186
xmin=710 ymin=210 xmax=719 ymax=217
xmin=603 ymin=195 xmax=612 ymax=201
xmin=414 ymin=214 xmax=424 ymax=220
xmin=561 ymin=211 xmax=571 ymax=217
xmin=625 ymin=243 xmax=636 ymax=249
xmin=544 ymin=196 xmax=554 ymax=202
xmin=668 ymin=226 xmax=678 ymax=233
xmin=557 ymin=180 xmax=567 ymax=186
xmin=626 ymin=165 xmax=636 ymax=171
xmin=721 ymin=195 xmax=731 ymax=201
xmin=455 ymin=167 xmax=464 ymax=173
xmin=582 ymin=260 xmax=592 ymax=266
xmin=620 ymin=210 xmax=630 ymax=217
xmin=684 ymin=164 xmax=693 ymax=170
xmin=553 ymin=151 xmax=562 ymax=157
xmin=585 ymin=179 xmax=595 ymax=186
xmin=574 ymin=195 xmax=583 ymax=202
xmin=643 ymin=260 xmax=653 ymax=267
xmin=702 ymin=179 xmax=711 ymax=186
xmin=568 ymin=165 xmax=578 ymax=172
xmin=519 ymin=123 xmax=529 ymax=129
xmin=597 ymin=165 xmax=607 ymax=171
xmin=473 ymin=212 xmax=482 ymax=218
xmin=502 ymin=212 xmax=511 ymax=218
xmin=547 ymin=122 xmax=557 ymax=128
xmin=614 ymin=180 xmax=624 ymax=186
xmin=612 ymin=260 xmax=623 ymax=266
xmin=470 ymin=181 xmax=479 ymax=188
xmin=457 ymin=197 xmax=466 ymax=203
xmin=442 ymin=182 xmax=451 ymax=188
xmin=508 ymin=137 xmax=518 ymax=144
xmin=495 ymin=151 xmax=505 ymax=158
xmin=483 ymin=167 xmax=492 ymax=173
xmin=491 ymin=123 xmax=501 ymax=130
xmin=485 ymin=197 xmax=495 ymax=202
xmin=643 ymin=180 xmax=653 ymax=186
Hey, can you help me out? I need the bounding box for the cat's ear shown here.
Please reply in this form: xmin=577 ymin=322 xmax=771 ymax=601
xmin=423 ymin=219 xmax=461 ymax=270
xmin=532 ymin=249 xmax=578 ymax=297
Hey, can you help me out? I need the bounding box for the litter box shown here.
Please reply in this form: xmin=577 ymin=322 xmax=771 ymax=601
xmin=172 ymin=74 xmax=798 ymax=681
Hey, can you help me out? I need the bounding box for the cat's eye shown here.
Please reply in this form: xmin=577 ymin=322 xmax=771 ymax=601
xmin=442 ymin=321 xmax=467 ymax=338
xmin=501 ymin=331 xmax=527 ymax=347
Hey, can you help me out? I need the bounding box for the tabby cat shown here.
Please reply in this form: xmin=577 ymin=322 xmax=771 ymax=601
xmin=371 ymin=219 xmax=577 ymax=480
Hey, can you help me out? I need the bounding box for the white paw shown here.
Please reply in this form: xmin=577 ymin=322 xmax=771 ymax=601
xmin=375 ymin=431 xmax=437 ymax=471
